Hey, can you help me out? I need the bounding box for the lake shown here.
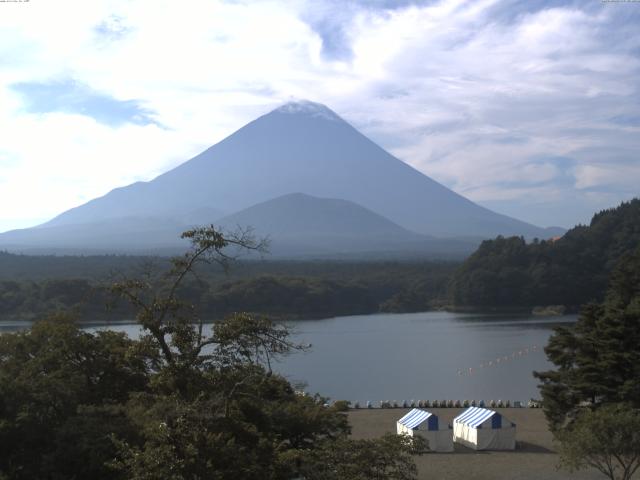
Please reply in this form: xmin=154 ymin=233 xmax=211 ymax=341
xmin=275 ymin=311 xmax=574 ymax=405
xmin=1 ymin=311 xmax=575 ymax=404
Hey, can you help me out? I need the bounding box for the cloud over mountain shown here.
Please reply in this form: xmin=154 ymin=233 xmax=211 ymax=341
xmin=0 ymin=0 xmax=637 ymax=232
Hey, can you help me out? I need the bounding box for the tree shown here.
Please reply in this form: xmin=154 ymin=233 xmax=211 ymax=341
xmin=294 ymin=433 xmax=426 ymax=480
xmin=534 ymin=248 xmax=640 ymax=430
xmin=105 ymin=226 xmax=354 ymax=479
xmin=108 ymin=226 xmax=424 ymax=479
xmin=0 ymin=313 xmax=152 ymax=480
xmin=535 ymin=248 xmax=640 ymax=479
xmin=557 ymin=404 xmax=640 ymax=480
xmin=110 ymin=225 xmax=269 ymax=375
xmin=125 ymin=226 xmax=429 ymax=478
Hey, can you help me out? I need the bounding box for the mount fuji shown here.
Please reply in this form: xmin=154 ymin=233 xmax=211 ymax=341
xmin=0 ymin=100 xmax=562 ymax=256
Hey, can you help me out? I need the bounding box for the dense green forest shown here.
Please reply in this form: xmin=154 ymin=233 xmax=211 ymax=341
xmin=0 ymin=255 xmax=455 ymax=322
xmin=449 ymin=199 xmax=640 ymax=309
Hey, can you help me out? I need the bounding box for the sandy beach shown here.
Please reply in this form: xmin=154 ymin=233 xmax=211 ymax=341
xmin=348 ymin=408 xmax=615 ymax=480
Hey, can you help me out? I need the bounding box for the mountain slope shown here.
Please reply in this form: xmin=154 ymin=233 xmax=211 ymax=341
xmin=214 ymin=193 xmax=477 ymax=257
xmin=0 ymin=217 xmax=190 ymax=254
xmin=216 ymin=192 xmax=416 ymax=238
xmin=39 ymin=101 xmax=556 ymax=239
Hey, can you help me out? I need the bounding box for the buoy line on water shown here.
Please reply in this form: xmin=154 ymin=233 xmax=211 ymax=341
xmin=456 ymin=344 xmax=540 ymax=377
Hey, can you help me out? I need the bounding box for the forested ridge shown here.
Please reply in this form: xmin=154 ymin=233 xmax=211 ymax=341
xmin=0 ymin=256 xmax=455 ymax=322
xmin=448 ymin=199 xmax=640 ymax=309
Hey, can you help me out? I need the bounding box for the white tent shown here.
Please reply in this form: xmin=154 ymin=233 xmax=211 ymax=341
xmin=453 ymin=406 xmax=516 ymax=450
xmin=396 ymin=408 xmax=454 ymax=452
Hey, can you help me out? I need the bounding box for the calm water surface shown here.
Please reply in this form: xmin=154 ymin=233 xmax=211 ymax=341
xmin=1 ymin=311 xmax=575 ymax=404
xmin=277 ymin=311 xmax=575 ymax=404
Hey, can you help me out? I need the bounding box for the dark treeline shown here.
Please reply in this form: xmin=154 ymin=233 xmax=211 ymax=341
xmin=0 ymin=257 xmax=456 ymax=322
xmin=0 ymin=278 xmax=143 ymax=323
xmin=449 ymin=199 xmax=640 ymax=310
xmin=0 ymin=251 xmax=156 ymax=281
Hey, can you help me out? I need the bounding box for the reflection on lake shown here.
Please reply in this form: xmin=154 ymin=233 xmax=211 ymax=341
xmin=1 ymin=311 xmax=575 ymax=404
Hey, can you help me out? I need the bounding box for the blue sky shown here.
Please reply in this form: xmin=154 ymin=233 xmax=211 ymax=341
xmin=0 ymin=0 xmax=638 ymax=232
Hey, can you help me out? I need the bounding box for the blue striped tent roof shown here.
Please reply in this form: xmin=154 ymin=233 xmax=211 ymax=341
xmin=453 ymin=407 xmax=497 ymax=428
xmin=397 ymin=409 xmax=432 ymax=429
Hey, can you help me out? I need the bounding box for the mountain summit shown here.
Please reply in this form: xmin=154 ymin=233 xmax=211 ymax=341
xmin=1 ymin=101 xmax=560 ymax=255
xmin=273 ymin=100 xmax=342 ymax=121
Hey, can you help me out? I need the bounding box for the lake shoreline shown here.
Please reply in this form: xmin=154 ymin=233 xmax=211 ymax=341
xmin=0 ymin=303 xmax=578 ymax=326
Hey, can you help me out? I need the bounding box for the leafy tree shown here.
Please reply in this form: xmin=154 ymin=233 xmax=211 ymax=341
xmin=108 ymin=226 xmax=423 ymax=479
xmin=535 ymin=248 xmax=640 ymax=479
xmin=557 ymin=404 xmax=640 ymax=480
xmin=105 ymin=227 xmax=342 ymax=478
xmin=294 ymin=434 xmax=426 ymax=480
xmin=0 ymin=313 xmax=152 ymax=479
xmin=534 ymin=248 xmax=640 ymax=430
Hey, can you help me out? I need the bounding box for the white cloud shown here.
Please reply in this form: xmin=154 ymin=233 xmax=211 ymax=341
xmin=0 ymin=108 xmax=199 ymax=223
xmin=574 ymin=163 xmax=640 ymax=190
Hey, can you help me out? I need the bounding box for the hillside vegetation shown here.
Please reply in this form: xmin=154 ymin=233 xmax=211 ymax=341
xmin=448 ymin=199 xmax=640 ymax=310
xmin=0 ymin=257 xmax=455 ymax=322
